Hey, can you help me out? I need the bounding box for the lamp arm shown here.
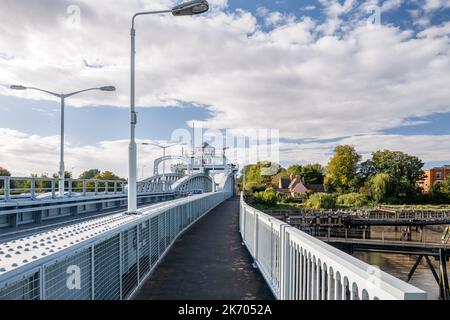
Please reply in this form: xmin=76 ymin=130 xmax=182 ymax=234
xmin=65 ymin=87 xmax=102 ymax=98
xmin=132 ymin=10 xmax=172 ymax=28
xmin=26 ymin=87 xmax=61 ymax=98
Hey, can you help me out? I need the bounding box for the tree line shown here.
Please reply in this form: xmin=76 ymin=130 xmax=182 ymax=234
xmin=241 ymin=145 xmax=450 ymax=208
xmin=0 ymin=167 xmax=124 ymax=192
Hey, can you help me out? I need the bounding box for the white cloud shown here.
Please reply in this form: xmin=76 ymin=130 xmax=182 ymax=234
xmin=423 ymin=0 xmax=450 ymax=12
xmin=381 ymin=0 xmax=405 ymax=12
xmin=0 ymin=0 xmax=449 ymax=175
xmin=418 ymin=21 xmax=450 ymax=38
xmin=0 ymin=128 xmax=182 ymax=178
xmin=301 ymin=5 xmax=317 ymax=11
xmin=281 ymin=134 xmax=450 ymax=166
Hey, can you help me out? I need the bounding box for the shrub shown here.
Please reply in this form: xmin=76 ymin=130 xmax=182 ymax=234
xmin=305 ymin=193 xmax=337 ymax=210
xmin=336 ymin=193 xmax=369 ymax=208
xmin=253 ymin=187 xmax=278 ymax=206
xmin=245 ymin=182 xmax=266 ymax=193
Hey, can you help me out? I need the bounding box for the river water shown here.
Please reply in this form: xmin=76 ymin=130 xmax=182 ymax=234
xmin=300 ymin=225 xmax=449 ymax=300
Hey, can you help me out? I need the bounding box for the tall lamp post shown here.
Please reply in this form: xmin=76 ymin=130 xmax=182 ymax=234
xmin=141 ymin=142 xmax=181 ymax=177
xmin=128 ymin=0 xmax=209 ymax=213
xmin=10 ymin=85 xmax=116 ymax=197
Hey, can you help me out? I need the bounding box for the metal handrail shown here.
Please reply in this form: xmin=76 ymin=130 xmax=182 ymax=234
xmin=239 ymin=193 xmax=427 ymax=300
xmin=0 ymin=176 xmax=126 ymax=202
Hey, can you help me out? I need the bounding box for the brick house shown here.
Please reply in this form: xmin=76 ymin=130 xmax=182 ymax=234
xmin=419 ymin=165 xmax=450 ymax=192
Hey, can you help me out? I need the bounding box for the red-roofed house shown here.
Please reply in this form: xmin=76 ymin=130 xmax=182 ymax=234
xmin=278 ymin=175 xmax=326 ymax=197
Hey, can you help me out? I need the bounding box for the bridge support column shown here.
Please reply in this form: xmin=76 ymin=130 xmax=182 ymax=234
xmin=439 ymin=249 xmax=450 ymax=300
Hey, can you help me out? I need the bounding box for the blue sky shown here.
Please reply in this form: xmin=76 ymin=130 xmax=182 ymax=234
xmin=0 ymin=0 xmax=449 ymax=177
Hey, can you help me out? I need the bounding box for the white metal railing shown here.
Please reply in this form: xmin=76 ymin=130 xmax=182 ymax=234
xmin=0 ymin=190 xmax=233 ymax=300
xmin=0 ymin=176 xmax=127 ymax=202
xmin=239 ymin=194 xmax=427 ymax=300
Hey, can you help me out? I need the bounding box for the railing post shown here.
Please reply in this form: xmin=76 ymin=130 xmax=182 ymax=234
xmin=91 ymin=245 xmax=95 ymax=300
xmin=280 ymin=225 xmax=291 ymax=300
xmin=30 ymin=178 xmax=36 ymax=200
xmin=95 ymin=181 xmax=98 ymax=195
xmin=254 ymin=212 xmax=259 ymax=262
xmin=114 ymin=182 xmax=117 ymax=194
xmin=119 ymin=232 xmax=123 ymax=300
xmin=68 ymin=179 xmax=72 ymax=197
xmin=5 ymin=176 xmax=10 ymax=202
xmin=136 ymin=226 xmax=140 ymax=285
xmin=328 ymin=269 xmax=333 ymax=300
xmin=51 ymin=179 xmax=56 ymax=199
xmin=82 ymin=180 xmax=87 ymax=196
xmin=105 ymin=181 xmax=109 ymax=195
xmin=40 ymin=266 xmax=46 ymax=300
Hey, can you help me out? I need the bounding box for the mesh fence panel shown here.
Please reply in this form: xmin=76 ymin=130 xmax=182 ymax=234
xmin=139 ymin=221 xmax=150 ymax=279
xmin=0 ymin=272 xmax=40 ymax=300
xmin=94 ymin=235 xmax=121 ymax=300
xmin=0 ymin=192 xmax=231 ymax=300
xmin=150 ymin=217 xmax=159 ymax=266
xmin=121 ymin=227 xmax=138 ymax=299
xmin=159 ymin=214 xmax=167 ymax=254
xmin=45 ymin=249 xmax=92 ymax=300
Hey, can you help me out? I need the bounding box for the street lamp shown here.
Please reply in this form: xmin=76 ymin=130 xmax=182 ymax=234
xmin=142 ymin=142 xmax=181 ymax=177
xmin=10 ymin=85 xmax=116 ymax=197
xmin=128 ymin=0 xmax=209 ymax=213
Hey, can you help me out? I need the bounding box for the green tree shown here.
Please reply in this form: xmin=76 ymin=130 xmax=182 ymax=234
xmin=430 ymin=178 xmax=450 ymax=203
xmin=336 ymin=193 xmax=369 ymax=208
xmin=244 ymin=162 xmax=279 ymax=192
xmin=369 ymin=150 xmax=425 ymax=202
xmin=369 ymin=173 xmax=391 ymax=203
xmin=305 ymin=193 xmax=337 ymax=210
xmin=0 ymin=167 xmax=11 ymax=189
xmin=301 ymin=164 xmax=325 ymax=184
xmin=270 ymin=168 xmax=289 ymax=188
xmin=325 ymin=145 xmax=361 ymax=193
xmin=253 ymin=187 xmax=278 ymax=206
xmin=94 ymin=171 xmax=124 ymax=181
xmin=52 ymin=171 xmax=73 ymax=179
xmin=0 ymin=166 xmax=11 ymax=176
xmin=79 ymin=169 xmax=101 ymax=180
xmin=287 ymin=164 xmax=303 ymax=177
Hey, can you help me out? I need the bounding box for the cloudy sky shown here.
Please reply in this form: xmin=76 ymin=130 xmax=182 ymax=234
xmin=0 ymin=0 xmax=449 ymax=178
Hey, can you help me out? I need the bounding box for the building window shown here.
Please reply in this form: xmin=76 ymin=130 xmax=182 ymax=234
xmin=436 ymin=172 xmax=442 ymax=180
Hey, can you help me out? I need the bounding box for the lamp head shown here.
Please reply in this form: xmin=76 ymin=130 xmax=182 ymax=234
xmin=172 ymin=0 xmax=209 ymax=16
xmin=10 ymin=85 xmax=27 ymax=90
xmin=100 ymin=86 xmax=116 ymax=92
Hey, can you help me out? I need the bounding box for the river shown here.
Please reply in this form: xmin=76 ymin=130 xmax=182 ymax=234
xmin=300 ymin=225 xmax=449 ymax=300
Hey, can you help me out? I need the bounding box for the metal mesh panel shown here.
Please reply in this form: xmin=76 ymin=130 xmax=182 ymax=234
xmin=139 ymin=221 xmax=150 ymax=279
xmin=94 ymin=235 xmax=121 ymax=300
xmin=150 ymin=217 xmax=159 ymax=266
xmin=45 ymin=249 xmax=92 ymax=300
xmin=121 ymin=227 xmax=138 ymax=299
xmin=169 ymin=209 xmax=175 ymax=244
xmin=0 ymin=272 xmax=40 ymax=300
xmin=165 ymin=211 xmax=171 ymax=247
xmin=159 ymin=214 xmax=167 ymax=254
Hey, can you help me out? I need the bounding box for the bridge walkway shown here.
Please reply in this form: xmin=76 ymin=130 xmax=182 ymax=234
xmin=134 ymin=197 xmax=274 ymax=300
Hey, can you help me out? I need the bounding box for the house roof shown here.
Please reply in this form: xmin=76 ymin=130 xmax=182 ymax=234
xmin=306 ymin=184 xmax=326 ymax=193
xmin=279 ymin=178 xmax=291 ymax=189
xmin=291 ymin=180 xmax=309 ymax=194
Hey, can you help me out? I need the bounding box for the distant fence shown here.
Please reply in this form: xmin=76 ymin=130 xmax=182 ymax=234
xmin=239 ymin=194 xmax=427 ymax=300
xmin=0 ymin=176 xmax=126 ymax=202
xmin=0 ymin=191 xmax=232 ymax=300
